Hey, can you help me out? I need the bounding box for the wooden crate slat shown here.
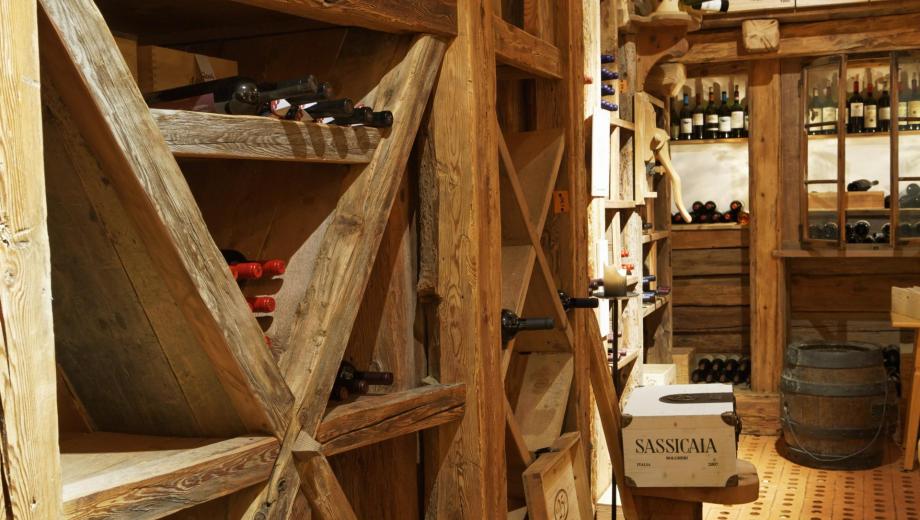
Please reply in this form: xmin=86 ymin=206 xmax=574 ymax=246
xmin=61 ymin=433 xmax=279 ymax=519
xmin=316 ymin=384 xmax=466 ymax=456
xmin=38 ymin=0 xmax=294 ymax=435
xmin=152 ymin=109 xmax=381 ymax=164
xmin=231 ymin=0 xmax=457 ymax=36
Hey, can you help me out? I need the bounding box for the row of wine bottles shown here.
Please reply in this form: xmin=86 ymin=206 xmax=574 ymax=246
xmin=672 ymin=200 xmax=750 ymax=225
xmin=691 ymin=356 xmax=751 ymax=385
xmin=144 ymin=74 xmax=393 ymax=128
xmin=809 ymin=219 xmax=920 ymax=241
xmin=671 ymin=86 xmax=748 ymax=141
xmin=806 ymin=73 xmax=920 ymax=135
xmin=222 ymin=250 xmax=286 ymax=314
xmin=600 ymin=53 xmax=619 ymax=112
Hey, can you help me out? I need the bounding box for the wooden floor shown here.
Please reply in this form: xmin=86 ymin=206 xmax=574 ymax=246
xmin=702 ymin=435 xmax=920 ymax=520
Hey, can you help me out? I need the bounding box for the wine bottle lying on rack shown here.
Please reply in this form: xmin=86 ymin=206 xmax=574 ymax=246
xmin=330 ymin=361 xmax=394 ymax=401
xmin=222 ymin=249 xmax=286 ymax=280
xmin=681 ymin=0 xmax=729 ymax=12
xmin=145 ymin=75 xmax=329 ymax=116
xmin=558 ymin=291 xmax=599 ymax=311
xmin=501 ymin=309 xmax=554 ymax=344
xmin=332 ymin=107 xmax=394 ymax=128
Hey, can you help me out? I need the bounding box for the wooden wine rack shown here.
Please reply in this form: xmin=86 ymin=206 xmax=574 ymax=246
xmin=0 ymin=0 xmax=620 ymax=518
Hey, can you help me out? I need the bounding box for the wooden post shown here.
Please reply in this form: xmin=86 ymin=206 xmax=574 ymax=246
xmin=0 ymin=0 xmax=63 ymax=517
xmin=749 ymin=59 xmax=785 ymax=393
xmin=419 ymin=0 xmax=506 ymax=517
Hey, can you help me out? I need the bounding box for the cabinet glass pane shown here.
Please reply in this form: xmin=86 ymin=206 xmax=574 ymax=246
xmin=805 ymin=58 xmax=841 ymax=242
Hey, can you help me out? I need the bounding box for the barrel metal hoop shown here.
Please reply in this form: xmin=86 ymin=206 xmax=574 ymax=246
xmin=780 ymin=378 xmax=888 ymax=397
xmin=785 ymin=341 xmax=882 ymax=368
xmin=780 ymin=417 xmax=881 ymax=439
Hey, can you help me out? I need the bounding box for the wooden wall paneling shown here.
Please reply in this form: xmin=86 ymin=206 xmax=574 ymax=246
xmin=0 ymin=0 xmax=62 ymax=516
xmin=749 ymin=58 xmax=784 ymax=392
xmin=673 ymin=276 xmax=751 ymax=306
xmin=230 ymin=0 xmax=458 ymax=37
xmin=43 ymin=90 xmax=245 ymax=437
xmin=39 ymin=0 xmax=294 ymax=435
xmin=673 ymin=248 xmax=750 ymax=276
xmin=418 ymin=0 xmax=507 ymax=515
xmin=672 ymin=228 xmax=750 ymax=249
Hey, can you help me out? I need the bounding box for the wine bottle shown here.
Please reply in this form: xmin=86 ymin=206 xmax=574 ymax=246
xmin=671 ymin=101 xmax=681 ymax=140
xmin=246 ymin=296 xmax=276 ymax=313
xmin=601 ymin=69 xmax=619 ymax=81
xmin=222 ymin=250 xmax=286 ymax=279
xmin=501 ymin=309 xmax=554 ymax=343
xmin=704 ymin=371 xmax=718 ymax=383
xmin=823 ymin=221 xmax=839 ymax=239
xmin=691 ymin=200 xmax=704 ymax=213
xmin=602 ymin=84 xmax=616 ymax=96
xmin=738 ymin=212 xmax=751 ymax=225
xmin=822 ymin=84 xmax=838 ymax=135
xmin=601 ymin=54 xmax=616 ymax=64
xmin=731 ymin=371 xmax=747 ymax=385
xmin=691 ymin=369 xmax=704 ymax=383
xmin=743 ymin=102 xmax=749 ymax=138
xmin=672 ymin=212 xmax=685 ymax=224
xmin=808 ymin=87 xmax=823 ymax=135
xmin=730 ymin=85 xmax=744 ymax=138
xmin=704 ymin=200 xmax=717 ymax=213
xmin=558 ymin=291 xmax=599 ymax=311
xmin=711 ymin=358 xmax=726 ymax=372
xmin=730 ymin=200 xmax=743 ymax=213
xmin=854 ymin=220 xmax=871 ymax=241
xmin=145 ymin=76 xmax=261 ymax=115
xmin=601 ymin=100 xmax=619 ymax=111
xmin=304 ymin=98 xmax=355 ymax=119
xmin=910 ymin=73 xmax=920 ymax=131
xmin=846 ymin=179 xmax=878 ymax=192
xmin=711 ymin=210 xmax=723 ymax=222
xmin=721 ymin=211 xmax=735 ymax=223
xmin=681 ymin=0 xmax=729 ymax=12
xmin=718 ymin=90 xmax=732 ymax=139
xmin=864 ymin=81 xmax=878 ymax=133
xmin=872 ymin=232 xmax=888 ymax=244
xmin=808 ymin=224 xmax=822 ymax=239
xmin=332 ymin=107 xmax=394 ymax=128
xmin=698 ymin=358 xmax=713 ymax=371
xmin=879 ymin=87 xmax=891 ymax=132
xmin=330 ymin=361 xmax=394 ymax=401
xmin=704 ymin=87 xmax=719 ymax=139
xmin=692 ymin=93 xmax=705 ymax=139
xmin=679 ymin=93 xmax=693 ymax=140
xmin=847 ymin=79 xmax=864 ymax=133
xmin=725 ymin=358 xmax=740 ymax=372
xmin=697 ymin=212 xmax=711 ymax=224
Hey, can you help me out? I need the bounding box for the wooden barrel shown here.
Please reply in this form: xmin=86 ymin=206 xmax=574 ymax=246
xmin=780 ymin=341 xmax=893 ymax=470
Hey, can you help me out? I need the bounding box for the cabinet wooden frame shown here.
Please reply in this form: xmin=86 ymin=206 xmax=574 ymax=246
xmin=800 ymin=51 xmax=920 ymax=250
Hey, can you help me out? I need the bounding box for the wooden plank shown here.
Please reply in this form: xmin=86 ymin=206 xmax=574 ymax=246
xmin=672 ymin=228 xmax=750 ymax=250
xmin=506 ymin=129 xmax=566 ymax=234
xmin=418 ymin=0 xmax=506 ymax=515
xmin=673 ymin=306 xmax=751 ymax=332
xmin=231 ymin=0 xmax=457 ymax=36
xmin=39 ymin=0 xmax=293 ymax=435
xmin=749 ymin=59 xmax=784 ymax=393
xmin=893 ymin=287 xmax=920 ymax=322
xmin=0 ymin=0 xmax=62 ymax=516
xmin=514 ymin=354 xmax=574 ymax=452
xmin=791 ymin=274 xmax=920 ymax=312
xmin=681 ymin=12 xmax=920 ymax=64
xmin=137 ymin=45 xmax=237 ymax=93
xmin=43 ymin=90 xmax=245 ymax=437
xmin=674 ymin=332 xmax=750 ymax=353
xmin=672 ymin=276 xmax=750 ymax=306
xmin=701 ymin=0 xmax=920 ymax=30
xmin=493 ymin=15 xmax=562 ymax=79
xmin=742 ymin=19 xmax=780 ymax=53
xmin=789 ymin=311 xmax=911 ymax=346
xmin=316 ymin=384 xmax=465 ymax=456
xmin=293 ymin=451 xmax=357 ymax=520
xmin=734 ymin=390 xmax=781 ymax=435
xmin=279 ymin=35 xmax=446 ymax=432
xmin=673 ymin=248 xmax=750 ymax=276
xmin=152 ymin=109 xmax=381 ymax=164
xmin=61 ymin=433 xmax=279 ymax=519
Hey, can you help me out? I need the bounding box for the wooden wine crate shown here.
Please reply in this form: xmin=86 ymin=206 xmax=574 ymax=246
xmin=808 ymin=190 xmax=885 ymax=210
xmin=671 ymin=347 xmax=696 ymax=384
xmin=137 ymin=45 xmax=238 ymax=93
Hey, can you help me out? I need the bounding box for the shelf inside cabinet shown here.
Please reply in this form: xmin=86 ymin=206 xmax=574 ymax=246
xmin=60 ymin=433 xmax=278 ymax=519
xmin=642 ymin=230 xmax=670 ymax=244
xmin=670 ymin=137 xmax=748 ymax=146
xmin=674 ymin=223 xmax=748 ymax=231
xmin=642 ymin=294 xmax=670 ymax=318
xmin=152 ymin=109 xmax=381 ymax=164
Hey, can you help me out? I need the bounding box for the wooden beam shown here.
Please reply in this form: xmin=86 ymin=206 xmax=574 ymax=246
xmin=61 ymin=433 xmax=279 ymax=519
xmin=0 ymin=0 xmax=63 ymax=516
xmin=493 ymin=16 xmax=563 ymax=79
xmin=418 ymin=0 xmax=507 ymax=515
xmin=293 ymin=451 xmax=358 ymax=520
xmin=701 ymin=0 xmax=920 ymax=30
xmin=682 ymin=12 xmax=920 ymax=64
xmin=231 ymin=0 xmax=457 ymax=36
xmin=38 ymin=0 xmax=294 ymax=435
xmin=316 ymin=384 xmax=466 ymax=456
xmin=749 ymin=59 xmax=784 ymax=393
xmin=152 ymin=109 xmax=381 ymax=164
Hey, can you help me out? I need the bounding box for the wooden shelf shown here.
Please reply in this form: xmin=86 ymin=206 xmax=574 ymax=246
xmin=670 ymin=137 xmax=749 ymax=146
xmin=642 ymin=230 xmax=670 ymax=244
xmin=616 ymin=349 xmax=640 ymax=370
xmin=675 ymin=222 xmax=748 ymax=231
xmin=605 ymin=199 xmax=637 ymax=210
xmin=60 ymin=433 xmax=278 ymax=519
xmin=152 ymin=108 xmax=381 ymax=164
xmin=773 ymin=247 xmax=920 ymax=258
xmin=493 ymin=16 xmax=562 ymax=79
xmin=317 ymin=384 xmax=465 ymax=456
xmin=611 ymin=117 xmax=636 ymax=131
xmin=808 ymin=208 xmax=920 ymax=217
xmin=806 ymin=129 xmax=920 ymax=140
xmin=642 ymin=294 xmax=671 ymax=318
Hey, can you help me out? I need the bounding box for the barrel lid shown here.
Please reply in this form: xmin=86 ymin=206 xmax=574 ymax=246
xmin=785 ymin=341 xmax=882 ymax=369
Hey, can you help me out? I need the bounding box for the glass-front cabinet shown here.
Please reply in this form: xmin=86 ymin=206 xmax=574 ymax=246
xmin=802 ymin=53 xmax=920 ymax=249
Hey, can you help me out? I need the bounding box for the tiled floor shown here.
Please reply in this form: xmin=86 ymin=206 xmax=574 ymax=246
xmin=703 ymin=435 xmax=920 ymax=520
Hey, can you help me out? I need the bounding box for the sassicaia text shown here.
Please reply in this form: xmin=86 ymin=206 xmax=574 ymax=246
xmin=634 ymin=438 xmax=718 ymax=454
